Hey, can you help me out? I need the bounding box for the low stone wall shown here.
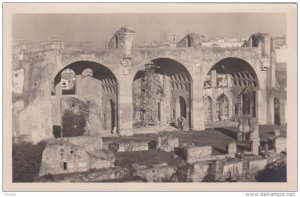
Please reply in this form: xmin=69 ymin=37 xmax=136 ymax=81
xmin=107 ymin=135 xmax=179 ymax=152
xmin=134 ymin=163 xmax=177 ymax=182
xmin=174 ymin=161 xmax=210 ymax=182
xmin=36 ymin=167 xmax=130 ymax=182
xmin=206 ymin=159 xmax=243 ymax=181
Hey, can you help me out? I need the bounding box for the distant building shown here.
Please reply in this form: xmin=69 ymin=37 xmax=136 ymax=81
xmin=134 ymin=33 xmax=178 ymax=48
xmin=42 ymin=38 xmax=64 ymax=50
xmin=176 ymin=33 xmax=204 ymax=47
xmin=272 ymin=37 xmax=286 ymax=49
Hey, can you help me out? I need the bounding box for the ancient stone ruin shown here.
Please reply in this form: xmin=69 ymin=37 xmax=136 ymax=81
xmin=11 ymin=25 xmax=287 ymax=183
xmin=36 ymin=130 xmax=287 ymax=182
xmin=12 ymin=26 xmax=286 ymax=142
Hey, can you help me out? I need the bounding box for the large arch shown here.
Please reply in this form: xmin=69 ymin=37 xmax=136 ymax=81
xmin=51 ymin=61 xmax=119 ymax=137
xmin=132 ymin=58 xmax=192 ymax=130
xmin=203 ymin=57 xmax=259 ymax=124
xmin=206 ymin=58 xmax=259 ymax=87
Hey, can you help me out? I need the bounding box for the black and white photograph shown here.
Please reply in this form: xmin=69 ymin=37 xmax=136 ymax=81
xmin=3 ymin=3 xmax=297 ymax=192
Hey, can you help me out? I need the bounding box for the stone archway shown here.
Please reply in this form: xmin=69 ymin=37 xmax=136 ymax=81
xmin=132 ymin=58 xmax=192 ymax=129
xmin=52 ymin=61 xmax=118 ymax=137
xmin=204 ymin=57 xmax=259 ymax=125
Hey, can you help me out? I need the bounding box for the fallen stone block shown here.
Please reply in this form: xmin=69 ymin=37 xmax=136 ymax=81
xmin=175 ymin=145 xmax=212 ymax=163
xmin=248 ymin=158 xmax=268 ymax=173
xmin=134 ymin=164 xmax=177 ymax=182
xmin=109 ymin=141 xmax=149 ymax=152
xmin=274 ymin=137 xmax=286 ymax=154
xmin=157 ymin=135 xmax=179 ymax=152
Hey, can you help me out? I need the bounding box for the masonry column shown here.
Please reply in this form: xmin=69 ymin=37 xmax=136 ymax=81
xmin=52 ymin=81 xmax=62 ymax=128
xmin=227 ymin=74 xmax=234 ymax=119
xmin=118 ymin=72 xmax=133 ymax=136
xmin=211 ymin=70 xmax=218 ymax=121
xmin=191 ymin=73 xmax=205 ymax=131
xmin=162 ymin=74 xmax=171 ymax=125
xmin=111 ymin=26 xmax=136 ymax=136
xmin=257 ymin=72 xmax=268 ymax=124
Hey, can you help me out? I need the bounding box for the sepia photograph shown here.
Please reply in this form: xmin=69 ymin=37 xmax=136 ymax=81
xmin=2 ymin=3 xmax=297 ymax=192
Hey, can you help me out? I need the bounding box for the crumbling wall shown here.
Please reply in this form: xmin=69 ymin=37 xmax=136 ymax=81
xmin=39 ymin=136 xmax=114 ymax=176
xmin=13 ymin=50 xmax=59 ymax=142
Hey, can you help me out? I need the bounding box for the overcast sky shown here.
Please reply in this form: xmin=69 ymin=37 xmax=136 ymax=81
xmin=13 ymin=13 xmax=286 ymax=43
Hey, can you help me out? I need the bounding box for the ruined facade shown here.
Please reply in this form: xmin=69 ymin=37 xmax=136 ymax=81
xmin=12 ymin=27 xmax=287 ymax=142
